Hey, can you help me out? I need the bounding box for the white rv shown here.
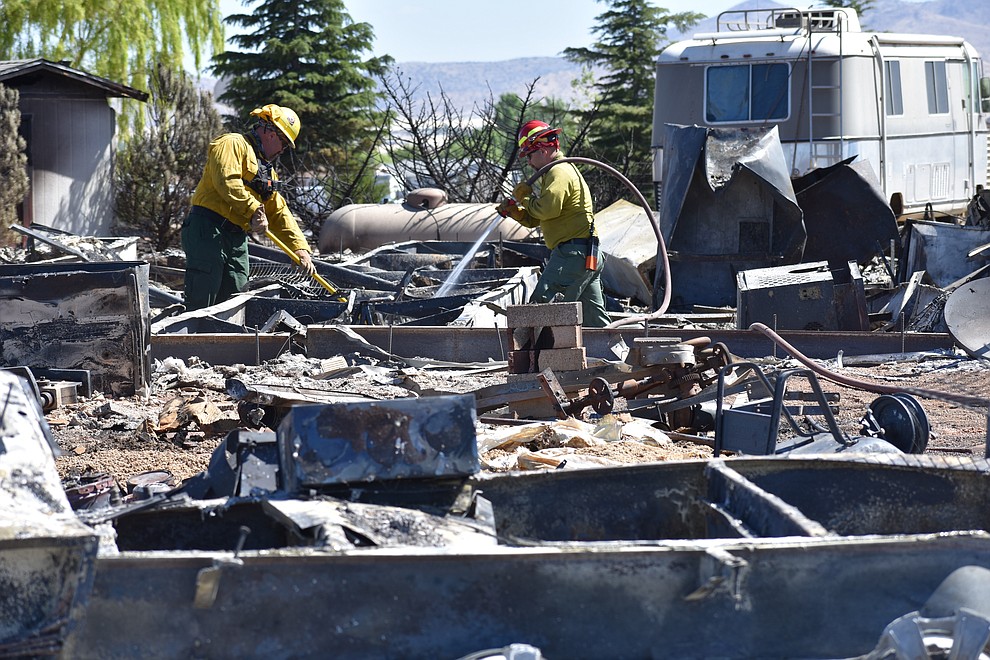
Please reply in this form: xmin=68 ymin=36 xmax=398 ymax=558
xmin=652 ymin=6 xmax=990 ymax=216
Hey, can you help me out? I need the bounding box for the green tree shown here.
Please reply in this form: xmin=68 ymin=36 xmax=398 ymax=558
xmin=211 ymin=0 xmax=392 ymax=180
xmin=114 ymin=64 xmax=222 ymax=251
xmin=0 ymin=84 xmax=30 ymax=245
xmin=563 ymin=0 xmax=702 ymax=205
xmin=0 ymin=0 xmax=224 ymax=128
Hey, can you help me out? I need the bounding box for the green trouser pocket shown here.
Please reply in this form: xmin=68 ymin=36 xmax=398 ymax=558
xmin=533 ymin=244 xmax=594 ymax=302
xmin=181 ymin=213 xmax=248 ymax=311
xmin=532 ymin=244 xmax=610 ymax=327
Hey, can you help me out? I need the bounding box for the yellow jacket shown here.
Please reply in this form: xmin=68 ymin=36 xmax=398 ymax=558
xmin=514 ymin=156 xmax=597 ymax=250
xmin=190 ymin=133 xmax=310 ymax=253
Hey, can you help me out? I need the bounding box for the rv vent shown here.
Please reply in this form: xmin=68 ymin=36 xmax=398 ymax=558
xmin=716 ymin=8 xmax=860 ymax=34
xmin=774 ymin=12 xmax=804 ymax=29
xmin=775 ymin=9 xmax=860 ymax=33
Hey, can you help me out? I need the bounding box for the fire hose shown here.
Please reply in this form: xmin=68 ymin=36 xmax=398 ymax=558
xmin=522 ymin=157 xmax=672 ymax=325
xmin=749 ymin=322 xmax=988 ymax=409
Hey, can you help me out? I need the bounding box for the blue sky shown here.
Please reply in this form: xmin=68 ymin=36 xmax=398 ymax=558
xmin=343 ymin=0 xmax=745 ymax=62
xmin=216 ymin=0 xmax=746 ymax=64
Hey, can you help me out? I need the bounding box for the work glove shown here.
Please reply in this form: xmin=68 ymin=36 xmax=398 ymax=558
xmin=295 ymin=250 xmax=316 ymax=276
xmin=249 ymin=206 xmax=269 ymax=235
xmin=496 ymin=199 xmax=524 ymax=222
xmin=512 ymin=182 xmax=533 ymax=204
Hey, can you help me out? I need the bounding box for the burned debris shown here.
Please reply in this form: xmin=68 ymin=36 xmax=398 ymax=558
xmin=1 ymin=169 xmax=987 ymax=473
xmin=4 ymin=206 xmax=990 ymax=660
xmin=3 ymin=96 xmax=990 ymax=660
xmin=4 ymin=9 xmax=990 ymax=654
xmin=6 ymin=362 xmax=990 ymax=658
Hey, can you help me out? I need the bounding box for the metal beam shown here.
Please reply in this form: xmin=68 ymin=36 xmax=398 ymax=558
xmin=151 ymin=325 xmax=956 ymax=367
xmin=306 ymin=326 xmax=955 ymax=363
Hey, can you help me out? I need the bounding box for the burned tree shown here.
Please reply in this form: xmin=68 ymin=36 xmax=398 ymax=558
xmin=273 ymin=117 xmax=389 ymax=238
xmin=378 ymin=69 xmax=596 ymax=207
xmin=378 ymin=70 xmax=545 ymax=204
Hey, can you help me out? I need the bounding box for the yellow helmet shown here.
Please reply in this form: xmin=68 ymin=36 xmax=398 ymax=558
xmin=250 ymin=104 xmax=300 ymax=148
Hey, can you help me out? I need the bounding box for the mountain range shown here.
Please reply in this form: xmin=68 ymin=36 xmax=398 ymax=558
xmin=388 ymin=0 xmax=990 ymax=111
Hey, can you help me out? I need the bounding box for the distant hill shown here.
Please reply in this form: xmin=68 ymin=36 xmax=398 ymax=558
xmin=868 ymin=0 xmax=990 ymax=59
xmin=199 ymin=0 xmax=989 ymax=114
xmin=391 ymin=0 xmax=990 ymax=111
xmin=385 ymin=57 xmax=592 ymax=112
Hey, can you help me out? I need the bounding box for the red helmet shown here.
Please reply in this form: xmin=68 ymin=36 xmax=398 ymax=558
xmin=517 ymin=120 xmax=561 ymax=156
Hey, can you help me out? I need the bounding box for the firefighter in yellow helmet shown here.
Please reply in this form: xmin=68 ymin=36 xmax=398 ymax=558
xmin=497 ymin=120 xmax=610 ymax=327
xmin=180 ymin=103 xmax=315 ymax=311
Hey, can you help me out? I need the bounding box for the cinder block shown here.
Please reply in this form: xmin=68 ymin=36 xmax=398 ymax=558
xmin=507 ymin=302 xmax=582 ymax=328
xmin=537 ymin=347 xmax=587 ymax=372
xmin=508 ymin=325 xmax=581 ymax=351
xmin=508 ymin=350 xmax=537 ymax=374
xmin=509 ymin=347 xmax=587 ymax=374
xmin=507 ymin=372 xmax=539 ymax=384
xmin=548 ymin=325 xmax=582 ymax=349
xmin=508 ymin=326 xmax=535 ymax=351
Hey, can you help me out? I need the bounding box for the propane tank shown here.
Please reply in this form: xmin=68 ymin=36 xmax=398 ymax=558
xmin=319 ymin=197 xmax=537 ymax=253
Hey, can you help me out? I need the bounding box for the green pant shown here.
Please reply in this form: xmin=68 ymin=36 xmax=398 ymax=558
xmin=531 ymin=242 xmax=610 ymax=327
xmin=180 ymin=207 xmax=249 ymax=312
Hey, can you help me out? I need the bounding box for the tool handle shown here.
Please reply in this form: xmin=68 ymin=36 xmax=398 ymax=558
xmin=264 ymin=230 xmax=341 ymax=297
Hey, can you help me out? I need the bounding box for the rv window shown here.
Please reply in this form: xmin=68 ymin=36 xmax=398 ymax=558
xmin=925 ymin=61 xmax=949 ymax=114
xmin=706 ymin=63 xmax=788 ymax=123
xmin=752 ymin=64 xmax=789 ymax=121
xmin=707 ymin=67 xmax=749 ymax=121
xmin=885 ymin=60 xmax=903 ymax=116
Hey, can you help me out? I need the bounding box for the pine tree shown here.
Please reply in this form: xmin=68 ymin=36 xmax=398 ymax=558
xmin=210 ymin=0 xmax=392 ymax=177
xmin=113 ymin=65 xmax=222 ymax=251
xmin=563 ymin=0 xmax=703 ymax=205
xmin=0 ymin=84 xmax=30 ymax=245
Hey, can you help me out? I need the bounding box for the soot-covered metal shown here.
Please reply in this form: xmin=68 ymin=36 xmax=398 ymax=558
xmin=278 ymin=394 xmax=480 ymax=492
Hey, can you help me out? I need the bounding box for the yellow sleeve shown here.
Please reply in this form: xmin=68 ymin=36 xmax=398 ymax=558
xmin=265 ymin=191 xmax=311 ymax=254
xmin=202 ymin=135 xmax=262 ymax=227
xmin=511 ymin=207 xmax=541 ymax=229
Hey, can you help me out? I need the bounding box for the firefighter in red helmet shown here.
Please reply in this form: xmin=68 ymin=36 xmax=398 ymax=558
xmin=497 ymin=120 xmax=610 ymax=327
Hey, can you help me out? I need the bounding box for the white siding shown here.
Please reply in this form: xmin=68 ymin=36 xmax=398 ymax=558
xmin=19 ymin=84 xmax=117 ymax=236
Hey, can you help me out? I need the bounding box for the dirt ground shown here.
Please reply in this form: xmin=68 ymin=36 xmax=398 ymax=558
xmin=49 ymin=346 xmax=990 ymax=496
